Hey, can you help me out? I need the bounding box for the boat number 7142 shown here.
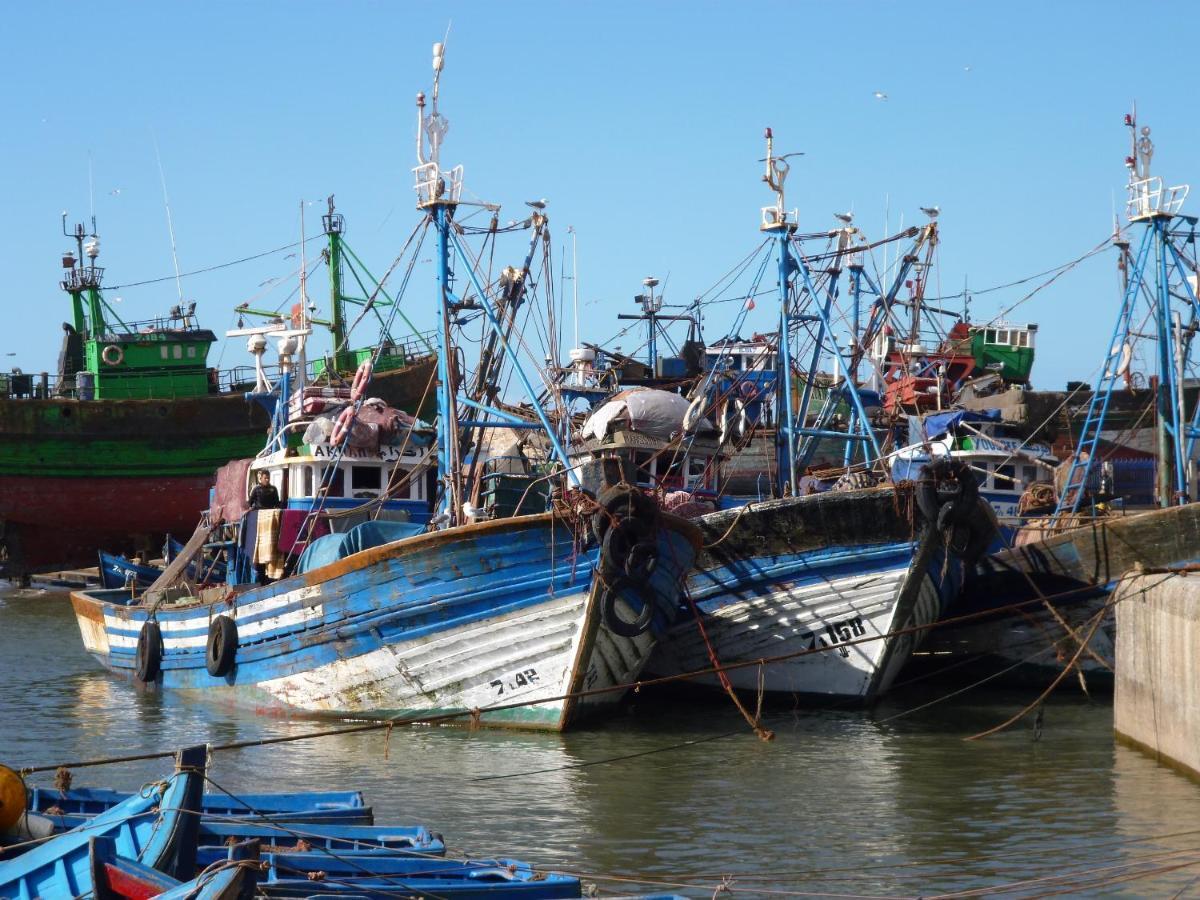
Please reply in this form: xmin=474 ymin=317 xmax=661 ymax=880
xmin=490 ymin=668 xmax=540 ymax=696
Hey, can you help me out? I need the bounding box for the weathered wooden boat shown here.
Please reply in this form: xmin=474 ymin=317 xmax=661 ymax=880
xmin=98 ymin=551 xmax=163 ymax=591
xmin=918 ymin=114 xmax=1200 ymax=685
xmin=642 ymin=132 xmax=993 ymax=702
xmin=30 ymin=787 xmax=371 ymax=827
xmin=0 ymin=210 xmax=436 ymax=579
xmin=69 ymin=43 xmax=702 ymax=732
xmin=194 ymin=821 xmax=444 ymax=869
xmin=648 ymin=486 xmax=988 ymax=700
xmin=71 ymin=500 xmax=699 ymax=730
xmin=0 ymin=746 xmax=205 ymax=892
xmin=89 ymin=835 xmax=253 ymax=900
xmin=257 ymin=852 xmax=581 ymax=899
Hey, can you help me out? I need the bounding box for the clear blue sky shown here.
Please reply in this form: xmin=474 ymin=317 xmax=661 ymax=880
xmin=3 ymin=1 xmax=1198 ymax=391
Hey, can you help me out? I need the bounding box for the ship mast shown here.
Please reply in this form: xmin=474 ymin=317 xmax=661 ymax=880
xmin=414 ymin=41 xmax=579 ymax=527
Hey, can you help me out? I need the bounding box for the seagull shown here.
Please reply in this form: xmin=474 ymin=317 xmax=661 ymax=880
xmin=108 ymin=188 xmax=121 ymax=196
xmin=963 ymin=65 xmax=972 ymax=73
xmin=834 ymin=211 xmax=854 ymax=225
xmin=920 ymin=205 xmax=940 ymax=219
xmin=525 ymin=199 xmax=547 ymax=209
xmin=873 ymin=91 xmax=888 ymax=101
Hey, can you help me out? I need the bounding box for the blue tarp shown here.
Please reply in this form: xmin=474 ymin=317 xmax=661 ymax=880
xmin=909 ymin=408 xmax=1002 ymax=443
xmin=298 ymin=520 xmax=426 ymax=574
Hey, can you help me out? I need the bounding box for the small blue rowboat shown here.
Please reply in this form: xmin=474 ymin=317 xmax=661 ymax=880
xmin=259 ymin=851 xmax=582 ymax=898
xmin=0 ymin=746 xmax=207 ymax=896
xmin=90 ymin=835 xmax=254 ymax=900
xmin=98 ymin=552 xmax=163 ymax=591
xmin=194 ymin=821 xmax=443 ymax=869
xmin=30 ymin=788 xmax=371 ymax=826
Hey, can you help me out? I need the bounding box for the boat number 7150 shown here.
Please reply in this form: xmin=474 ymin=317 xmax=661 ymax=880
xmin=799 ymin=616 xmax=866 ymax=658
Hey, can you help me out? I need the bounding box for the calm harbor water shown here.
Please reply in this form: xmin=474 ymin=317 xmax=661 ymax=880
xmin=4 ymin=583 xmax=1200 ymax=898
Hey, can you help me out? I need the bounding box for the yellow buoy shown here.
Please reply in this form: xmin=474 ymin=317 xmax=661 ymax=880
xmin=0 ymin=764 xmax=27 ymax=832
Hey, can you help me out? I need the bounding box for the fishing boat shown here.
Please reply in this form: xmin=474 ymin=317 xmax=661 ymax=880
xmin=644 ymin=131 xmax=995 ymax=702
xmin=0 ymin=207 xmax=436 ymax=580
xmin=916 ymin=111 xmax=1200 ymax=684
xmin=69 ymin=42 xmax=701 ymax=732
xmin=88 ymin=836 xmax=253 ymax=900
xmin=0 ymin=746 xmax=206 ymax=891
xmin=256 ymin=852 xmax=581 ymax=899
xmin=29 ymin=787 xmax=372 ymax=827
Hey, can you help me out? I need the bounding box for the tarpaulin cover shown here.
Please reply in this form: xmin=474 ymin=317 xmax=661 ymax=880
xmin=211 ymin=458 xmax=253 ymax=523
xmin=909 ymin=409 xmax=1002 ymax=442
xmin=297 ymin=520 xmax=425 ymax=573
xmin=582 ymin=387 xmax=710 ymax=441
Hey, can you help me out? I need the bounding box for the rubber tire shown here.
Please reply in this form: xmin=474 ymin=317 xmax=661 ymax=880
xmin=600 ymin=517 xmax=653 ymax=576
xmin=135 ymin=621 xmax=162 ymax=683
xmin=206 ymin=615 xmax=238 ymax=677
xmin=601 ymin=577 xmax=657 ymax=638
xmin=624 ymin=540 xmax=659 ymax=582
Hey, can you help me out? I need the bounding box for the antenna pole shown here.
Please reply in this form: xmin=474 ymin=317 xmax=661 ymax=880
xmin=152 ymin=133 xmax=186 ymax=304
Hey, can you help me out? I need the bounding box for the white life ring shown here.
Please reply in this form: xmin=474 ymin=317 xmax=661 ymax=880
xmin=101 ymin=344 xmax=124 ymax=367
xmin=350 ymin=361 xmax=374 ymax=402
xmin=682 ymin=395 xmax=707 ymax=434
xmin=331 ymin=406 xmax=356 ymax=445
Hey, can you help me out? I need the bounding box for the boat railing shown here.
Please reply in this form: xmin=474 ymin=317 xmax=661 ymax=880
xmin=1127 ymin=176 xmax=1190 ymax=220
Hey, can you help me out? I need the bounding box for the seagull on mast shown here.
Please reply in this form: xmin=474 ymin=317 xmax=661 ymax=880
xmin=834 ymin=211 xmax=854 ymax=225
xmin=920 ymin=205 xmax=940 ymax=219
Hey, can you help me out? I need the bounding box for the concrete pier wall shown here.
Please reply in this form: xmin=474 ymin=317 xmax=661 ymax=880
xmin=1114 ymin=573 xmax=1200 ymax=779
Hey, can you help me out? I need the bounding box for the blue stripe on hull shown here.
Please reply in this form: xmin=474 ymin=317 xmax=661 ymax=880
xmin=76 ymin=516 xmax=697 ymax=729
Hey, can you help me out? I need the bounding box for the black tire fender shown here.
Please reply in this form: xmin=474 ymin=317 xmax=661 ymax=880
xmin=600 ymin=517 xmax=651 ymax=577
xmin=206 ymin=614 xmax=238 ymax=677
xmin=135 ymin=620 xmax=162 ymax=683
xmin=624 ymin=540 xmax=659 ymax=582
xmin=601 ymin=576 xmax=657 ymax=638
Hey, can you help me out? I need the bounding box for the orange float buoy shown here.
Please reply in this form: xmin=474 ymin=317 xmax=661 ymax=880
xmin=0 ymin=763 xmax=26 ymax=831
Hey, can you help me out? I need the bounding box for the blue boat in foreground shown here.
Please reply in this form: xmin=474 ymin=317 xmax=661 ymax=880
xmin=0 ymin=746 xmax=206 ymax=895
xmin=30 ymin=787 xmax=371 ymax=826
xmin=258 ymin=852 xmax=581 ymax=899
xmin=89 ymin=835 xmax=253 ymax=900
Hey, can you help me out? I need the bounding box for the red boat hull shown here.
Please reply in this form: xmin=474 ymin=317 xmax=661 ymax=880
xmin=0 ymin=473 xmax=213 ymax=577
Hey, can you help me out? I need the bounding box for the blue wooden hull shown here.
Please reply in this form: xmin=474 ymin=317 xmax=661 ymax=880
xmin=73 ymin=513 xmax=701 ymax=730
xmin=0 ymin=746 xmax=206 ymax=896
xmin=258 ymin=852 xmax=581 ymax=898
xmin=32 ymin=788 xmax=372 ymax=827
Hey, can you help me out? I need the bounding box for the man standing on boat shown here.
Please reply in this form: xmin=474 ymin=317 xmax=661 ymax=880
xmin=248 ymin=470 xmax=281 ymax=510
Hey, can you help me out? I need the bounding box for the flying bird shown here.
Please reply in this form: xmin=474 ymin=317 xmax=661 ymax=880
xmin=109 ymin=188 xmax=122 ymax=196
xmin=920 ymin=205 xmax=940 ymax=219
xmin=873 ymin=91 xmax=888 ymax=101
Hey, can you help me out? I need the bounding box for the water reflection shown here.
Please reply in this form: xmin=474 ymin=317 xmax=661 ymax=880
xmin=7 ymin=586 xmax=1200 ymax=896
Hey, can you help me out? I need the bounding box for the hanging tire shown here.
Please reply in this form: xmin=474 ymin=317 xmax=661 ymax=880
xmin=135 ymin=621 xmax=162 ymax=683
xmin=624 ymin=540 xmax=659 ymax=582
xmin=206 ymin=615 xmax=238 ymax=677
xmin=601 ymin=577 xmax=657 ymax=638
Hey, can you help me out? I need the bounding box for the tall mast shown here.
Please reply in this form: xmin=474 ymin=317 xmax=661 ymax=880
xmin=416 ymin=40 xmax=463 ymax=524
xmin=761 ymin=127 xmax=800 ymax=495
xmin=323 ymin=196 xmax=353 ymax=374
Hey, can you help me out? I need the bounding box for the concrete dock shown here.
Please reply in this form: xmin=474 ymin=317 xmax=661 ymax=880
xmin=1114 ymin=572 xmax=1200 ymax=780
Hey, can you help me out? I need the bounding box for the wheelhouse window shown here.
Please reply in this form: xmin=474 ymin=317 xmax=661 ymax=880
xmin=351 ymin=465 xmax=383 ymax=497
